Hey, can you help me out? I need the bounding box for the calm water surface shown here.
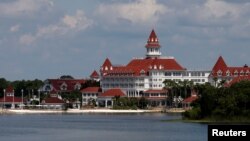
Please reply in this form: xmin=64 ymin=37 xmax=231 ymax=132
xmin=0 ymin=113 xmax=207 ymax=141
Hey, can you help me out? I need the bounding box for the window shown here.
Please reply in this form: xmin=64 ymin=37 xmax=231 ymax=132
xmin=240 ymin=71 xmax=244 ymax=76
xmin=234 ymin=71 xmax=238 ymax=76
xmin=165 ymin=72 xmax=172 ymax=76
xmin=202 ymin=72 xmax=205 ymax=76
xmin=226 ymin=70 xmax=230 ymax=76
xmin=173 ymin=72 xmax=181 ymax=76
xmin=246 ymin=70 xmax=249 ymax=76
xmin=140 ymin=70 xmax=145 ymax=76
xmin=202 ymin=79 xmax=205 ymax=82
xmin=217 ymin=70 xmax=222 ymax=76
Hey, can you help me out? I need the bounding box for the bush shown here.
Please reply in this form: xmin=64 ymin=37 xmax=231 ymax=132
xmin=183 ymin=107 xmax=201 ymax=120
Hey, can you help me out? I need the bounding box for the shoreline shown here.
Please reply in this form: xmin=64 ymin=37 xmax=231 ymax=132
xmin=1 ymin=109 xmax=163 ymax=114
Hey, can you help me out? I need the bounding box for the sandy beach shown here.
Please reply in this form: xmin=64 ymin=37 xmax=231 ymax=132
xmin=1 ymin=109 xmax=162 ymax=114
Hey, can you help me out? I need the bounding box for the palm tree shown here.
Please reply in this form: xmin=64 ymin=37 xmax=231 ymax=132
xmin=163 ymin=79 xmax=176 ymax=108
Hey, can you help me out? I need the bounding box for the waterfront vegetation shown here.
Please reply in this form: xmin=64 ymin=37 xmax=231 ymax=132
xmin=112 ymin=96 xmax=148 ymax=110
xmin=182 ymin=80 xmax=250 ymax=122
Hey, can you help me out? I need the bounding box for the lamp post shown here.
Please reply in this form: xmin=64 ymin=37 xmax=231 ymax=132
xmin=3 ymin=89 xmax=5 ymax=109
xmin=21 ymin=89 xmax=24 ymax=110
xmin=38 ymin=89 xmax=40 ymax=108
xmin=12 ymin=89 xmax=15 ymax=109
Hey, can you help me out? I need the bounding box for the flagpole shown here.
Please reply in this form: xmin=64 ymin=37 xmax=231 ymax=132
xmin=3 ymin=89 xmax=5 ymax=109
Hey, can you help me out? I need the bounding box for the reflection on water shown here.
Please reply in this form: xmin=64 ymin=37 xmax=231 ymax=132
xmin=0 ymin=113 xmax=206 ymax=141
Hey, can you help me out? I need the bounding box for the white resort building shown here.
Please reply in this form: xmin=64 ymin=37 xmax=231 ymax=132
xmin=94 ymin=29 xmax=211 ymax=107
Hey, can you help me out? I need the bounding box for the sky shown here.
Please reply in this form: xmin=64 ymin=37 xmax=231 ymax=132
xmin=1 ymin=0 xmax=250 ymax=81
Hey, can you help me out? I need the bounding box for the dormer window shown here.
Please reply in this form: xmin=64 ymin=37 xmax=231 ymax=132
xmin=159 ymin=65 xmax=162 ymax=69
xmin=234 ymin=71 xmax=238 ymax=76
xmin=217 ymin=70 xmax=222 ymax=76
xmin=154 ymin=65 xmax=157 ymax=69
xmin=140 ymin=70 xmax=145 ymax=76
xmin=240 ymin=70 xmax=244 ymax=76
xmin=226 ymin=70 xmax=230 ymax=76
xmin=60 ymin=82 xmax=67 ymax=90
xmin=246 ymin=70 xmax=249 ymax=76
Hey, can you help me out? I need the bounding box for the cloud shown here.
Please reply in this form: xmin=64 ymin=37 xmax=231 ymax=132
xmin=9 ymin=24 xmax=20 ymax=32
xmin=96 ymin=0 xmax=168 ymax=24
xmin=19 ymin=10 xmax=93 ymax=45
xmin=19 ymin=34 xmax=35 ymax=45
xmin=0 ymin=0 xmax=53 ymax=17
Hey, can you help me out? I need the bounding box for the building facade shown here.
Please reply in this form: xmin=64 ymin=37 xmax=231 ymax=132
xmin=209 ymin=56 xmax=250 ymax=86
xmin=99 ymin=30 xmax=211 ymax=98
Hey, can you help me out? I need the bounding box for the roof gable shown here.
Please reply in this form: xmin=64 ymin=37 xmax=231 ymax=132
xmin=99 ymin=88 xmax=125 ymax=97
xmin=212 ymin=56 xmax=227 ymax=71
xmin=90 ymin=70 xmax=99 ymax=78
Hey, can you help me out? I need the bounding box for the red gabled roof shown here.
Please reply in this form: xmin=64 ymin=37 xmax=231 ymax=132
xmin=126 ymin=58 xmax=185 ymax=75
xmin=145 ymin=29 xmax=160 ymax=48
xmin=102 ymin=58 xmax=112 ymax=67
xmin=144 ymin=89 xmax=167 ymax=93
xmin=99 ymin=88 xmax=126 ymax=97
xmin=43 ymin=97 xmax=65 ymax=104
xmin=90 ymin=70 xmax=99 ymax=78
xmin=50 ymin=88 xmax=57 ymax=94
xmin=211 ymin=56 xmax=250 ymax=77
xmin=101 ymin=57 xmax=185 ymax=76
xmin=182 ymin=95 xmax=198 ymax=103
xmin=47 ymin=79 xmax=85 ymax=92
xmin=81 ymin=87 xmax=101 ymax=93
xmin=225 ymin=76 xmax=250 ymax=87
xmin=212 ymin=56 xmax=227 ymax=72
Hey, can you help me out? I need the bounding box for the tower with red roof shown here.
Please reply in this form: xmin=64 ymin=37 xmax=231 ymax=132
xmin=145 ymin=29 xmax=161 ymax=58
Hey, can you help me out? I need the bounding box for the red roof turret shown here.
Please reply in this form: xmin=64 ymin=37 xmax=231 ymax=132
xmin=101 ymin=58 xmax=113 ymax=72
xmin=145 ymin=29 xmax=160 ymax=48
xmin=90 ymin=70 xmax=99 ymax=78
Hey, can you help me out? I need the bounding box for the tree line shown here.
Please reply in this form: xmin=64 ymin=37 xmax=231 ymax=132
xmin=0 ymin=78 xmax=44 ymax=98
xmin=183 ymin=80 xmax=250 ymax=121
xmin=163 ymin=79 xmax=195 ymax=108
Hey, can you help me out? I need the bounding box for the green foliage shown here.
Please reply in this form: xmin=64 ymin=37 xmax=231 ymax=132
xmin=0 ymin=78 xmax=9 ymax=97
xmin=61 ymin=90 xmax=81 ymax=102
xmin=59 ymin=75 xmax=74 ymax=79
xmin=183 ymin=80 xmax=250 ymax=121
xmin=112 ymin=96 xmax=148 ymax=110
xmin=163 ymin=79 xmax=194 ymax=108
xmin=0 ymin=78 xmax=44 ymax=98
xmin=183 ymin=107 xmax=201 ymax=120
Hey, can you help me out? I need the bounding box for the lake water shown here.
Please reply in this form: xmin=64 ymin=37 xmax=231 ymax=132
xmin=0 ymin=113 xmax=207 ymax=141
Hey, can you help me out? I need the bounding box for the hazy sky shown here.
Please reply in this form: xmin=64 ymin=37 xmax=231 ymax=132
xmin=1 ymin=0 xmax=250 ymax=80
